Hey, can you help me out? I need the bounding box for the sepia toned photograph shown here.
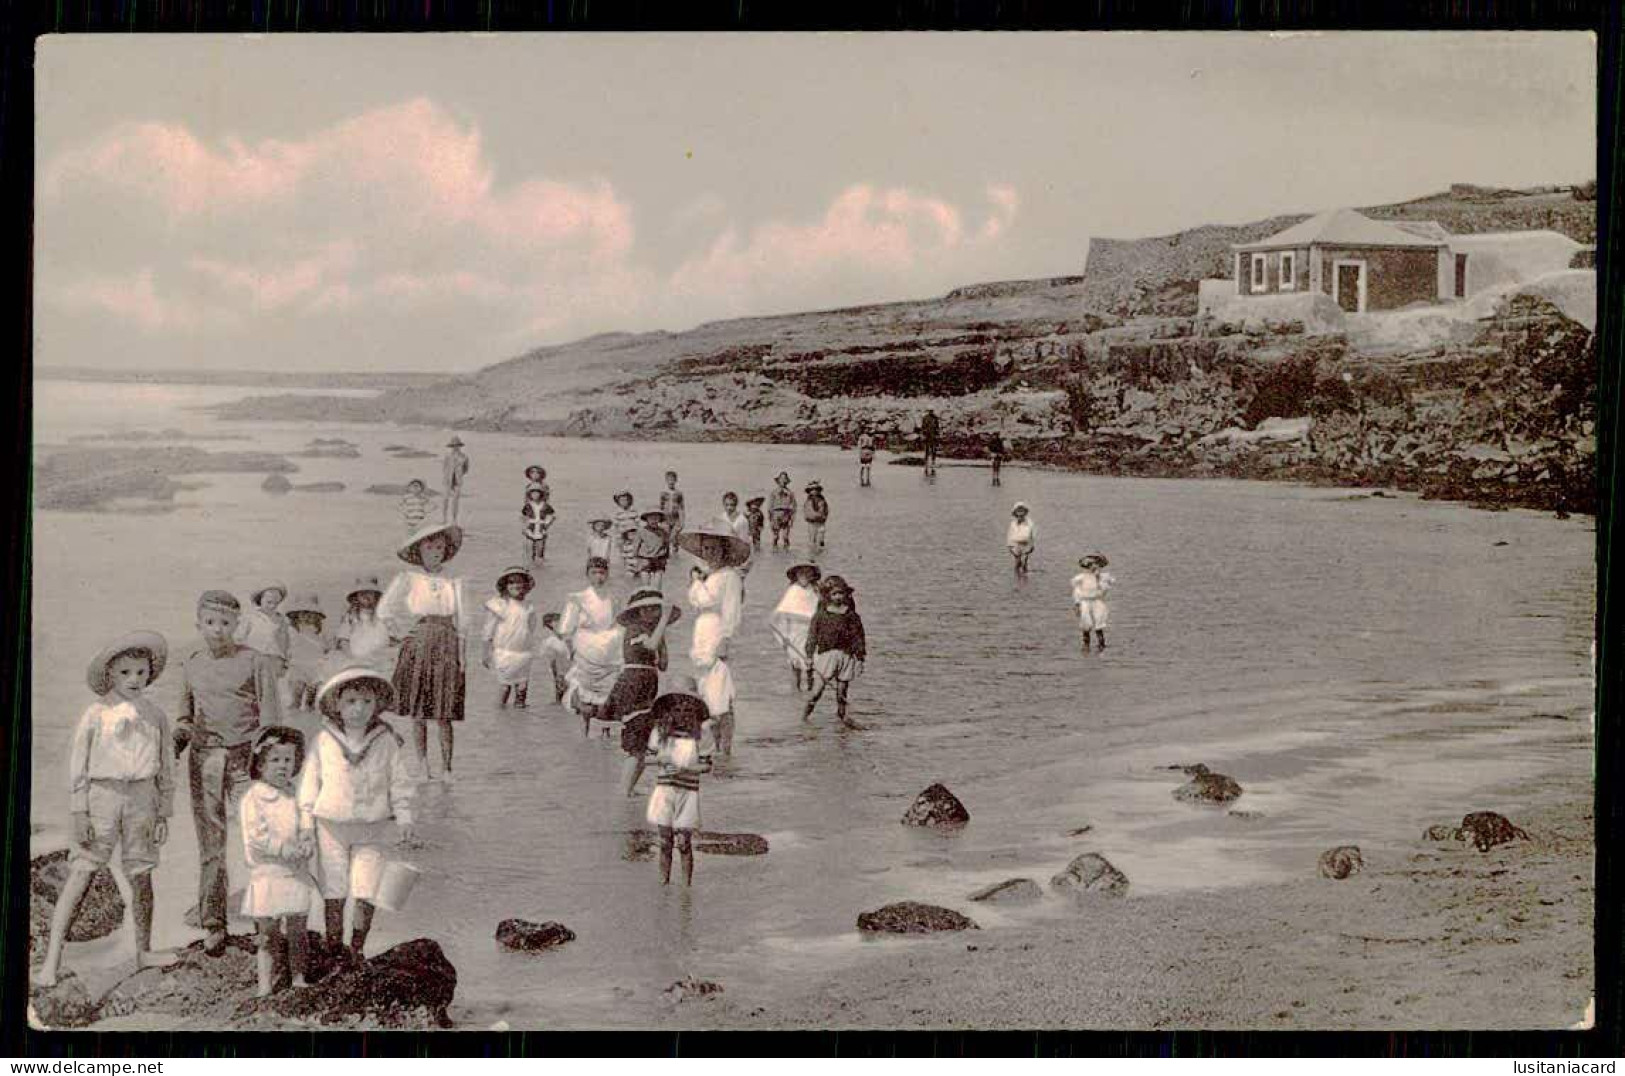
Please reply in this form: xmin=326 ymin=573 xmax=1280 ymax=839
xmin=26 ymin=31 xmax=1597 ymax=1032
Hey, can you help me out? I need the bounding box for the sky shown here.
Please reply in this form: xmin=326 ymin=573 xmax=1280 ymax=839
xmin=34 ymin=32 xmax=1595 ymax=374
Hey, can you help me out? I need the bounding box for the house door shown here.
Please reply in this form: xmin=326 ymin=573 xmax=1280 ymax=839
xmin=1334 ymin=262 xmax=1365 ymax=313
xmin=1455 ymin=253 xmax=1468 ymax=298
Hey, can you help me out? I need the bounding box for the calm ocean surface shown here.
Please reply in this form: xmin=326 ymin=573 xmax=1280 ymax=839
xmin=31 ymin=380 xmax=1596 ymax=1028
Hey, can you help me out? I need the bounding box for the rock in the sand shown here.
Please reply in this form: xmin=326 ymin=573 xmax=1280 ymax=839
xmin=28 ymin=972 xmax=98 ymax=1029
xmin=1229 ymin=809 xmax=1264 ymax=821
xmin=261 ymin=473 xmax=293 ymax=494
xmin=1174 ymin=770 xmax=1243 ymax=805
xmin=694 ymin=831 xmax=770 ymax=856
xmin=856 ymin=901 xmax=979 ymax=934
xmin=495 ymin=919 xmax=575 ymax=952
xmin=240 ymin=938 xmax=457 ymax=1029
xmin=1050 ymin=853 xmax=1129 ymax=897
xmin=31 ymin=850 xmax=125 ymax=946
xmin=1318 ymin=845 xmax=1364 ymax=880
xmin=967 ymin=878 xmax=1043 ymax=905
xmin=292 ymin=481 xmax=346 ymax=493
xmin=293 ymin=445 xmax=362 ymax=459
xmin=901 ymin=783 xmax=970 ymax=828
xmin=1424 ymin=824 xmax=1457 ymax=842
xmin=664 ymin=975 xmax=723 ymax=1003
xmin=1456 ymin=811 xmax=1530 ymax=853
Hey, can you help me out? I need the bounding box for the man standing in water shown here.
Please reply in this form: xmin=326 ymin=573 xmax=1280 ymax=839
xmin=442 ymin=436 xmax=470 ymax=524
xmin=919 ymin=409 xmax=941 ymax=476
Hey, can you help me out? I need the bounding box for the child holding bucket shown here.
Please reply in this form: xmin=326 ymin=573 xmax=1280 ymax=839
xmin=241 ymin=726 xmax=317 ymax=996
xmin=300 ymin=668 xmax=417 ymax=956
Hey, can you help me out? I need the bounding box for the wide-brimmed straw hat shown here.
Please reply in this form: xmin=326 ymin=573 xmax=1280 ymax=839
xmin=745 ymin=496 xmax=766 ymax=508
xmin=774 ymin=471 xmax=791 ymax=484
xmin=346 ymin=575 xmax=383 ymax=603
xmin=1079 ymin=552 xmax=1110 ymax=569
xmin=1011 ymin=502 xmax=1030 ymax=516
xmin=447 ymin=436 xmax=465 ymax=448
xmin=496 ymin=566 xmax=535 ymax=594
xmin=616 ymin=588 xmax=682 ymax=627
xmin=651 ymin=690 xmax=709 ymax=737
xmin=785 ymin=562 xmax=822 ymax=584
xmin=397 ymin=521 xmax=465 ymax=566
xmin=250 ymin=582 xmax=289 ymax=606
xmin=588 ymin=517 xmax=613 ymax=528
xmin=640 ymin=510 xmax=668 ymax=525
xmin=86 ymin=631 xmax=168 ymax=696
xmin=805 ymin=481 xmax=823 ymax=493
xmin=317 ymin=667 xmax=396 ymax=721
xmin=677 ymin=527 xmax=752 ymax=569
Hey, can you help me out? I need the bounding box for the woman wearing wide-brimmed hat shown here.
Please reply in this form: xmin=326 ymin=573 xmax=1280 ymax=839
xmin=769 ymin=562 xmax=822 ymax=692
xmin=380 ymin=521 xmax=469 ymax=781
xmin=680 ymin=526 xmax=752 ymax=757
xmin=558 ymin=557 xmax=622 ymax=731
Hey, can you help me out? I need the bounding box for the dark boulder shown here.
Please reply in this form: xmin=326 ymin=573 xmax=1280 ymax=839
xmin=901 ymin=783 xmax=970 ymax=828
xmin=243 ymin=938 xmax=456 ymax=1029
xmin=496 ymin=920 xmax=575 ymax=952
xmin=292 ymin=481 xmax=346 ymax=493
xmin=967 ymin=878 xmax=1043 ymax=904
xmin=1050 ymin=853 xmax=1129 ymax=897
xmin=1174 ymin=771 xmax=1243 ymax=804
xmin=261 ymin=473 xmax=293 ymax=494
xmin=1457 ymin=812 xmax=1529 ymax=852
xmin=664 ymin=976 xmax=723 ymax=1003
xmin=31 ymin=850 xmax=125 ymax=945
xmin=694 ymin=831 xmax=770 ymax=856
xmin=857 ymin=901 xmax=978 ymax=934
xmin=28 ymin=972 xmax=98 ymax=1029
xmin=1318 ymin=845 xmax=1364 ymax=880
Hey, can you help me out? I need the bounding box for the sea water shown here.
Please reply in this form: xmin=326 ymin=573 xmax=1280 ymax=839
xmin=30 ymin=381 xmax=1596 ymax=1028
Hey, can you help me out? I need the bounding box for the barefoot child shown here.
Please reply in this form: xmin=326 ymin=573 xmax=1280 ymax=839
xmin=522 ymin=488 xmax=556 ymax=564
xmin=744 ymin=497 xmax=766 ymax=550
xmin=612 ymin=492 xmax=639 ymax=577
xmin=36 ymin=632 xmax=179 ymax=986
xmin=770 ymin=563 xmax=821 ymax=692
xmin=284 ymin=594 xmax=331 ymax=712
xmin=300 ymin=668 xmax=417 ymax=956
xmin=241 ymin=726 xmax=317 ymax=996
xmin=633 ymin=511 xmax=671 ymax=590
xmin=659 ymin=470 xmax=686 ymax=543
xmin=1007 ymin=503 xmax=1037 ymax=575
xmin=483 ymin=567 xmax=538 ymax=709
xmin=1071 ymin=553 xmax=1116 ymax=652
xmin=607 ymin=590 xmax=681 ymax=796
xmin=335 ymin=577 xmax=392 ymax=674
xmin=558 ymin=558 xmax=622 ymax=736
xmin=645 ymin=688 xmax=710 ymax=886
xmin=804 ymin=575 xmax=866 ymax=728
xmin=524 ymin=465 xmax=551 ymax=499
xmin=538 ymin=613 xmax=572 ymax=704
xmin=857 ymin=429 xmax=876 ymax=487
xmin=803 ymin=481 xmax=829 ymax=550
xmin=681 ymin=528 xmax=750 ymax=757
xmin=767 ymin=472 xmax=796 ymax=549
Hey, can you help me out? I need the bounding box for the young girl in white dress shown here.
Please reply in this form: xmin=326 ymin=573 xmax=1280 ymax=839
xmin=683 ymin=529 xmax=749 ymax=758
xmin=1006 ymin=503 xmax=1037 ymax=576
xmin=335 ymin=576 xmax=393 ymax=675
xmin=770 ymin=563 xmax=822 ymax=692
xmin=241 ymin=726 xmax=317 ymax=997
xmin=381 ymin=523 xmax=469 ymax=781
xmin=1071 ymin=553 xmax=1116 ymax=652
xmin=558 ymin=557 xmax=622 ymax=736
xmin=482 ymin=567 xmax=538 ymax=709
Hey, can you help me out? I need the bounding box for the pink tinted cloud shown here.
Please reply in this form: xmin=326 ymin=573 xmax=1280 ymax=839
xmin=188 ymin=242 xmax=358 ymax=312
xmin=51 ymin=268 xmax=220 ymax=332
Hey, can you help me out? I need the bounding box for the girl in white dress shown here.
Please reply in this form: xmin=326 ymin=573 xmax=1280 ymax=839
xmin=681 ymin=528 xmax=750 ymax=758
xmin=335 ymin=576 xmax=393 ymax=675
xmin=769 ymin=563 xmax=822 ymax=692
xmin=241 ymin=726 xmax=317 ymax=997
xmin=381 ymin=523 xmax=469 ymax=781
xmin=1006 ymin=502 xmax=1037 ymax=576
xmin=558 ymin=557 xmax=622 ymax=736
xmin=483 ymin=567 xmax=538 ymax=709
xmin=1070 ymin=553 xmax=1116 ymax=652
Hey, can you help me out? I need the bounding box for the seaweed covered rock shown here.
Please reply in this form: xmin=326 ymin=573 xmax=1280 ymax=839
xmin=261 ymin=473 xmax=293 ymax=494
xmin=967 ymin=878 xmax=1043 ymax=904
xmin=664 ymin=976 xmax=724 ymax=1004
xmin=1318 ymin=845 xmax=1364 ymax=880
xmin=693 ymin=832 xmax=770 ymax=856
xmin=857 ymin=902 xmax=978 ymax=934
xmin=1173 ymin=770 xmax=1243 ymax=805
xmin=244 ymin=939 xmax=456 ymax=1028
xmin=496 ymin=920 xmax=575 ymax=952
xmin=1050 ymin=853 xmax=1130 ymax=897
xmin=28 ymin=972 xmax=99 ymax=1029
xmin=901 ymin=783 xmax=970 ymax=828
xmin=31 ymin=850 xmax=125 ymax=945
xmin=1456 ymin=812 xmax=1530 ymax=852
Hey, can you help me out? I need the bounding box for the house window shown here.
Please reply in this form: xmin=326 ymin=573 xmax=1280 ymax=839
xmin=1279 ymin=252 xmax=1296 ymax=291
xmin=1251 ymin=253 xmax=1266 ymax=293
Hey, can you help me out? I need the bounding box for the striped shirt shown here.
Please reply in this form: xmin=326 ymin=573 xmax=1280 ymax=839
xmin=400 ymin=491 xmax=432 ymax=530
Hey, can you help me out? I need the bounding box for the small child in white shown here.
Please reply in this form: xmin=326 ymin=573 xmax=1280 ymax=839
xmin=482 ymin=567 xmax=538 ymax=709
xmin=284 ymin=594 xmax=331 ymax=711
xmin=1071 ymin=553 xmax=1116 ymax=652
xmin=300 ymin=668 xmax=417 ymax=956
xmin=334 ymin=577 xmax=392 ymax=674
xmin=36 ymin=632 xmax=178 ymax=987
xmin=587 ymin=518 xmax=615 ymax=564
xmin=241 ymin=726 xmax=318 ymax=997
xmin=645 ymin=689 xmax=710 ymax=886
xmin=236 ymin=583 xmax=291 ymax=674
xmin=537 ymin=613 xmax=572 ymax=704
xmin=1006 ymin=503 xmax=1037 ymax=576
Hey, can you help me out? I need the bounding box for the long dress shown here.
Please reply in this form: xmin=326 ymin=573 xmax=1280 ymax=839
xmin=482 ymin=596 xmax=537 ymax=686
xmin=769 ymin=582 xmax=819 ymax=672
xmin=380 ymin=568 xmax=468 ymax=722
xmin=688 ymin=567 xmax=744 ymax=716
xmin=558 ymin=586 xmax=622 ymax=714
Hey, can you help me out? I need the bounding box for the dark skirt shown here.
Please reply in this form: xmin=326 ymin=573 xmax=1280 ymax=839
xmin=604 ymin=666 xmax=659 ymax=743
xmin=393 ymin=615 xmax=465 ymax=722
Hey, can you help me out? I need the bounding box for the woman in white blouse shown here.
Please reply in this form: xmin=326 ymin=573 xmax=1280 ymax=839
xmin=380 ymin=522 xmax=468 ymax=781
xmin=557 ymin=556 xmax=622 ymax=736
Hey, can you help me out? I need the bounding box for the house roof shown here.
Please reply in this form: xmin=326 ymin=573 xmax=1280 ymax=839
xmin=1235 ymin=209 xmax=1449 ymax=252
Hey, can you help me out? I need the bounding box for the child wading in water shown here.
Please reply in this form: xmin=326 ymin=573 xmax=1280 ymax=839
xmin=803 ymin=481 xmax=829 ymax=550
xmin=524 ymin=465 xmax=551 ymax=500
xmin=744 ymin=497 xmax=766 ymax=550
xmin=37 ymin=632 xmax=179 ymax=986
xmin=681 ymin=528 xmax=750 ymax=758
xmin=284 ymin=594 xmax=331 ymax=712
xmin=770 ymin=562 xmax=822 ymax=691
xmin=335 ymin=576 xmax=392 ymax=674
xmin=857 ymin=429 xmax=876 ymax=487
xmin=633 ymin=510 xmax=671 ymax=590
xmin=559 ymin=558 xmax=622 ymax=735
xmin=522 ymin=488 xmax=556 ymax=564
xmin=768 ymin=472 xmax=796 ymax=549
xmin=804 ymin=575 xmax=866 ymax=728
xmin=659 ymin=470 xmax=686 ymax=543
xmin=241 ymin=726 xmax=317 ymax=996
xmin=612 ymin=492 xmax=639 ymax=577
xmin=538 ymin=613 xmax=572 ymax=704
xmin=483 ymin=567 xmax=538 ymax=709
xmin=381 ymin=523 xmax=468 ymax=782
xmin=644 ymin=688 xmax=710 ymax=886
xmin=587 ymin=517 xmax=615 ymax=564
xmin=1007 ymin=502 xmax=1037 ymax=576
xmin=400 ymin=479 xmax=434 ymax=533
xmin=300 ymin=668 xmax=416 ymax=956
xmin=1071 ymin=553 xmax=1116 ymax=652
xmin=607 ymin=589 xmax=681 ymax=796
